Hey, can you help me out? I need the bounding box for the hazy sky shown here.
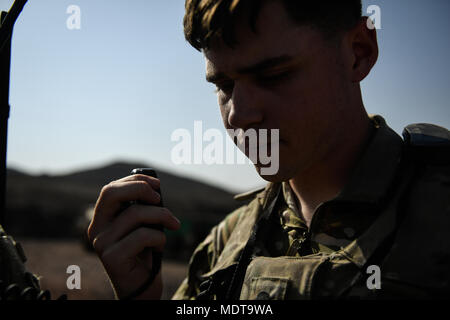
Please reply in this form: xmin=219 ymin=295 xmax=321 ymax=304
xmin=1 ymin=0 xmax=449 ymax=193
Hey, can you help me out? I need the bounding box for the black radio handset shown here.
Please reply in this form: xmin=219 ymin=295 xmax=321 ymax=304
xmin=122 ymin=168 xmax=163 ymax=299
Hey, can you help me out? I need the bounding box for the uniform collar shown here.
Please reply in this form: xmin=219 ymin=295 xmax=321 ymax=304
xmin=263 ymin=115 xmax=405 ymax=240
xmin=333 ymin=115 xmax=404 ymax=207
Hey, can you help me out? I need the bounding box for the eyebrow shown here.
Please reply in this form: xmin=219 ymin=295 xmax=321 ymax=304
xmin=206 ymin=54 xmax=297 ymax=83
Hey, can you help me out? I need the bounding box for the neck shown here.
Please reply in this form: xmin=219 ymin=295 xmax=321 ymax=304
xmin=289 ymin=110 xmax=373 ymax=227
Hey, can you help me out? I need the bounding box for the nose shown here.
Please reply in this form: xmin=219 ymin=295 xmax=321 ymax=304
xmin=227 ymin=81 xmax=264 ymax=130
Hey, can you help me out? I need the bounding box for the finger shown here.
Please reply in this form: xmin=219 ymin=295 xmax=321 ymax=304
xmin=92 ymin=205 xmax=180 ymax=254
xmin=101 ymin=227 xmax=166 ymax=265
xmin=114 ymin=174 xmax=161 ymax=190
xmin=89 ymin=181 xmax=161 ymax=240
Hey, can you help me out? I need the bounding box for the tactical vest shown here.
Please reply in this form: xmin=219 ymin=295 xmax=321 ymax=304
xmin=0 ymin=225 xmax=43 ymax=299
xmin=0 ymin=225 xmax=68 ymax=300
xmin=197 ymin=123 xmax=450 ymax=300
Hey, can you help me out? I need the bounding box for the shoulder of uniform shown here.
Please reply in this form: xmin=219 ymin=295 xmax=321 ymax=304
xmin=403 ymin=123 xmax=450 ymax=147
xmin=233 ymin=186 xmax=266 ymax=201
xmin=402 ymin=123 xmax=450 ymax=165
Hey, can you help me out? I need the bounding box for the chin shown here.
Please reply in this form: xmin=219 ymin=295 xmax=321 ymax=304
xmin=254 ymin=164 xmax=292 ymax=183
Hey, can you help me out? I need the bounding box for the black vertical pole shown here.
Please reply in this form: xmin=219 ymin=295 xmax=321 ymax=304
xmin=0 ymin=11 xmax=11 ymax=227
xmin=0 ymin=0 xmax=28 ymax=227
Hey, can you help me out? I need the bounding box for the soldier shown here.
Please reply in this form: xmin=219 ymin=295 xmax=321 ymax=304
xmin=88 ymin=0 xmax=450 ymax=299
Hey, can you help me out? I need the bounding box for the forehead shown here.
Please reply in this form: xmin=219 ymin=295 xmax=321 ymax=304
xmin=203 ymin=1 xmax=325 ymax=76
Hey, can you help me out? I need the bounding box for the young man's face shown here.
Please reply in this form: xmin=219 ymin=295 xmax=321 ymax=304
xmin=204 ymin=1 xmax=356 ymax=182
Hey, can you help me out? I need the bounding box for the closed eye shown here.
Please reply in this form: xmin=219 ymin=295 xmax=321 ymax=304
xmin=255 ymin=70 xmax=293 ymax=87
xmin=214 ymin=80 xmax=234 ymax=94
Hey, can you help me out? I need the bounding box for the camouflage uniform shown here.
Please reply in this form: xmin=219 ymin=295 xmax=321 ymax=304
xmin=172 ymin=115 xmax=450 ymax=299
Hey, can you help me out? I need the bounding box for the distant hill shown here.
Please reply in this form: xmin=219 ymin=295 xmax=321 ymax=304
xmin=5 ymin=162 xmax=249 ymax=260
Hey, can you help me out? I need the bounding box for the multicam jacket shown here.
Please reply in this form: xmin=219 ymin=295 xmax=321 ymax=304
xmin=172 ymin=115 xmax=450 ymax=300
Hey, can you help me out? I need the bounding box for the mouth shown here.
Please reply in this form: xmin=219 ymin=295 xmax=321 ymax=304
xmin=241 ymin=138 xmax=284 ymax=163
xmin=229 ymin=127 xmax=284 ymax=161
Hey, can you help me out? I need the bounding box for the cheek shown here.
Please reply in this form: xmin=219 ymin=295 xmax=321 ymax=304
xmin=269 ymin=80 xmax=330 ymax=150
xmin=270 ymin=83 xmax=311 ymax=126
xmin=279 ymin=66 xmax=342 ymax=122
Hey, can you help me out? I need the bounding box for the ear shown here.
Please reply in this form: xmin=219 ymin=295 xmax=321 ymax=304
xmin=346 ymin=17 xmax=379 ymax=83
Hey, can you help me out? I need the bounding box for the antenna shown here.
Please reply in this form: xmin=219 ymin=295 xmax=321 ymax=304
xmin=0 ymin=0 xmax=28 ymax=227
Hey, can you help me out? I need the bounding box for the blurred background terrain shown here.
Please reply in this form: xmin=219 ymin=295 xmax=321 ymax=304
xmin=5 ymin=162 xmax=247 ymax=299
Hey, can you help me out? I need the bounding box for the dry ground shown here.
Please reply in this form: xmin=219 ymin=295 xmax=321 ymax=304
xmin=17 ymin=239 xmax=188 ymax=300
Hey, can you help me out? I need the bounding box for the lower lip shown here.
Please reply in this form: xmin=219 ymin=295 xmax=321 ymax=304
xmin=243 ymin=140 xmax=285 ymax=155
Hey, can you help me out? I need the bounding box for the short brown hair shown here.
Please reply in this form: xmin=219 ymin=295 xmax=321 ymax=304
xmin=184 ymin=0 xmax=363 ymax=51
